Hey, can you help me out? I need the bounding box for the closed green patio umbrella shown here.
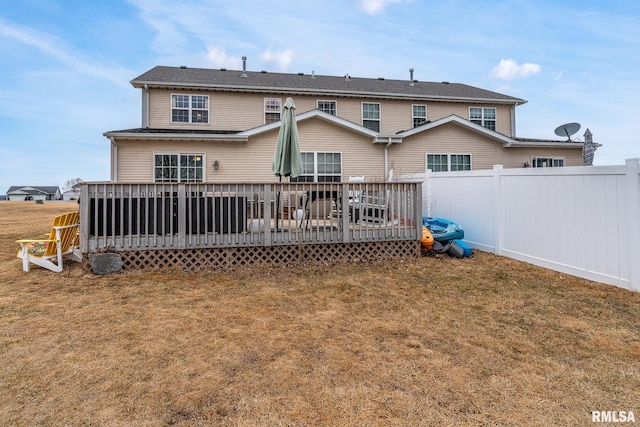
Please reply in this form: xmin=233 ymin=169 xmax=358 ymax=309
xmin=272 ymin=97 xmax=302 ymax=230
xmin=272 ymin=97 xmax=303 ymax=179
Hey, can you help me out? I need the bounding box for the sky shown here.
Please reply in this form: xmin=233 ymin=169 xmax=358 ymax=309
xmin=1 ymin=0 xmax=639 ymax=193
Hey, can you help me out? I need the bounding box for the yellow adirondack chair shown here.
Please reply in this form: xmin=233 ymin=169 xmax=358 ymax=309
xmin=16 ymin=211 xmax=82 ymax=272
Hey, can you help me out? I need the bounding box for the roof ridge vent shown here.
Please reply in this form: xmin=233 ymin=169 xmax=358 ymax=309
xmin=220 ymin=68 xmax=226 ymax=71
xmin=180 ymin=65 xmax=187 ymax=69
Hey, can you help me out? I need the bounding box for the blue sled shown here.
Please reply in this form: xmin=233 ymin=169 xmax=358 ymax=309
xmin=423 ymin=217 xmax=464 ymax=242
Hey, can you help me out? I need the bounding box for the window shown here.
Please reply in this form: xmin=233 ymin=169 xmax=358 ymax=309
xmin=265 ymin=98 xmax=282 ymax=124
xmin=154 ymin=153 xmax=204 ymax=182
xmin=171 ymin=94 xmax=209 ymax=124
xmin=412 ymin=105 xmax=427 ymax=127
xmin=469 ymin=107 xmax=496 ymax=131
xmin=362 ymin=103 xmax=380 ymax=132
xmin=291 ymin=152 xmax=342 ymax=182
xmin=450 ymin=154 xmax=471 ymax=171
xmin=427 ymin=154 xmax=472 ymax=172
xmin=532 ymin=157 xmax=564 ymax=168
xmin=426 ymin=154 xmax=448 ymax=172
xmin=317 ymin=100 xmax=337 ymax=115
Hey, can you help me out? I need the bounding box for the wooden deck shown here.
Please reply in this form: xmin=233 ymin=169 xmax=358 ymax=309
xmin=78 ymin=182 xmax=422 ymax=271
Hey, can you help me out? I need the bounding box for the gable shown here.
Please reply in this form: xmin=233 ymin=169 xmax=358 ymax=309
xmin=399 ymin=115 xmax=513 ymax=145
xmin=241 ymin=109 xmax=379 ymax=140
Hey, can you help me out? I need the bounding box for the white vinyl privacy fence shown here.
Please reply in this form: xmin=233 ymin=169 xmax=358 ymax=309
xmin=411 ymin=158 xmax=640 ymax=292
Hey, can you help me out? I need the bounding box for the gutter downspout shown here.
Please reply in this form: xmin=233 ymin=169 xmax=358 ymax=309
xmin=384 ymin=137 xmax=393 ymax=181
xmin=110 ymin=137 xmax=118 ymax=182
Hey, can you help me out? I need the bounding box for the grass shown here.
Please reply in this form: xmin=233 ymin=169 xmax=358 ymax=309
xmin=1 ymin=201 xmax=639 ymax=426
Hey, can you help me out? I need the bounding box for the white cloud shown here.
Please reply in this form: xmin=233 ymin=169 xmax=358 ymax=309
xmin=205 ymin=47 xmax=242 ymax=69
xmin=0 ymin=19 xmax=130 ymax=86
xmin=261 ymin=48 xmax=295 ymax=71
xmin=358 ymin=0 xmax=413 ymax=15
xmin=490 ymin=59 xmax=541 ymax=80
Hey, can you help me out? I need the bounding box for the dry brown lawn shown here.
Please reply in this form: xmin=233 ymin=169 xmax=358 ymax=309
xmin=1 ymin=201 xmax=639 ymax=426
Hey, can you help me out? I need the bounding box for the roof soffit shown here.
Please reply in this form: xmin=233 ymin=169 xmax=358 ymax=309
xmin=104 ymin=130 xmax=248 ymax=142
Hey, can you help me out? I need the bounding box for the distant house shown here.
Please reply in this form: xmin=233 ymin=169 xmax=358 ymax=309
xmin=62 ymin=189 xmax=81 ymax=201
xmin=104 ymin=61 xmax=586 ymax=183
xmin=6 ymin=186 xmax=61 ymax=201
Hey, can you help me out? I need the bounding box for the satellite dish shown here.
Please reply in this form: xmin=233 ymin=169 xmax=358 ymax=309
xmin=554 ymin=122 xmax=581 ymax=141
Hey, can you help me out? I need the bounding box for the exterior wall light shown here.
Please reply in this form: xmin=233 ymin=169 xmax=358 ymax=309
xmin=213 ymin=160 xmax=219 ymax=170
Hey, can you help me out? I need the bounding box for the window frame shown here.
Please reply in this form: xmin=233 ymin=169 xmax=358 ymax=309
xmin=291 ymin=152 xmax=343 ymax=182
xmin=531 ymin=157 xmax=565 ymax=168
xmin=426 ymin=153 xmax=472 ymax=172
xmin=317 ymin=100 xmax=337 ymax=116
xmin=154 ymin=153 xmax=205 ymax=182
xmin=264 ymin=97 xmax=282 ymax=124
xmin=469 ymin=107 xmax=496 ymax=131
xmin=361 ymin=102 xmax=381 ymax=132
xmin=412 ymin=104 xmax=427 ymax=128
xmin=171 ymin=94 xmax=209 ymax=124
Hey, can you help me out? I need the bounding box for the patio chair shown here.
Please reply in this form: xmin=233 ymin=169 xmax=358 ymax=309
xmin=358 ymin=192 xmax=388 ymax=225
xmin=358 ymin=185 xmax=399 ymax=226
xmin=16 ymin=211 xmax=82 ymax=272
xmin=329 ymin=176 xmax=365 ymax=220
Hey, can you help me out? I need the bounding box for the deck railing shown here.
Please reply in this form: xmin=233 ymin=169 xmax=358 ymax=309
xmin=79 ymin=182 xmax=422 ymax=253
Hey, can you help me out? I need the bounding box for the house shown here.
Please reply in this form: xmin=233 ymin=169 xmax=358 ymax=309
xmin=6 ymin=186 xmax=61 ymax=201
xmin=104 ymin=59 xmax=585 ymax=184
xmin=62 ymin=189 xmax=81 ymax=201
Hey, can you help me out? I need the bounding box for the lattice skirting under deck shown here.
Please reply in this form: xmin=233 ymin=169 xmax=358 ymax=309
xmin=82 ymin=241 xmax=420 ymax=273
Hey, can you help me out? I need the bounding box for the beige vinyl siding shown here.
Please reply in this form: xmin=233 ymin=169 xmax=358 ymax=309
xmin=389 ymin=124 xmax=486 ymax=173
xmin=389 ymin=123 xmax=582 ymax=173
xmin=503 ymin=147 xmax=584 ymax=168
xmin=149 ymin=90 xmax=271 ymax=130
xmin=425 ymin=103 xmax=513 ymax=136
xmin=297 ymin=119 xmax=387 ymax=181
xmin=117 ymin=141 xmax=160 ymax=181
xmin=147 ymin=88 xmax=515 ymax=136
xmin=115 ymin=116 xmax=388 ymax=182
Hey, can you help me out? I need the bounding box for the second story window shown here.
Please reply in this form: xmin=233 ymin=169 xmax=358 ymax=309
xmin=469 ymin=107 xmax=496 ymax=131
xmin=172 ymin=94 xmax=209 ymax=124
xmin=412 ymin=105 xmax=427 ymax=127
xmin=362 ymin=102 xmax=380 ymax=132
xmin=265 ymin=98 xmax=282 ymax=124
xmin=317 ymin=100 xmax=337 ymax=115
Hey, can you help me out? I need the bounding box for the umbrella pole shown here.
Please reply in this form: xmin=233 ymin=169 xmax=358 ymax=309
xmin=276 ymin=175 xmax=282 ymax=231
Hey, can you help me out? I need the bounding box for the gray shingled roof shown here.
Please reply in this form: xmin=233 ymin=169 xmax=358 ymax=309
xmin=106 ymin=128 xmax=241 ymax=135
xmin=131 ymin=66 xmax=526 ymax=105
xmin=7 ymin=186 xmax=60 ymax=195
